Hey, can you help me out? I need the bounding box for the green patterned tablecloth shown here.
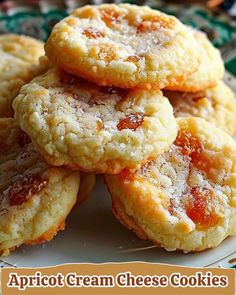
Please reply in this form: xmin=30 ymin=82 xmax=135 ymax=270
xmin=0 ymin=0 xmax=235 ymax=74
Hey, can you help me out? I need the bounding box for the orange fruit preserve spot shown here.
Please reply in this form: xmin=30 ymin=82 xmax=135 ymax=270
xmin=8 ymin=174 xmax=48 ymax=206
xmin=119 ymin=168 xmax=135 ymax=182
xmin=137 ymin=15 xmax=174 ymax=33
xmin=185 ymin=187 xmax=219 ymax=229
xmin=117 ymin=113 xmax=144 ymax=131
xmin=100 ymin=8 xmax=120 ymax=26
xmin=82 ymin=27 xmax=105 ymax=39
xmin=174 ymin=130 xmax=203 ymax=158
xmin=174 ymin=130 xmax=216 ymax=176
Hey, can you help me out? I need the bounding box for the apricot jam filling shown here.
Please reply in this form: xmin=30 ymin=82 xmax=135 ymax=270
xmin=100 ymin=8 xmax=120 ymax=26
xmin=117 ymin=113 xmax=144 ymax=131
xmin=137 ymin=15 xmax=174 ymax=33
xmin=82 ymin=27 xmax=105 ymax=39
xmin=185 ymin=187 xmax=220 ymax=229
xmin=174 ymin=130 xmax=214 ymax=174
xmin=174 ymin=130 xmax=203 ymax=158
xmin=119 ymin=168 xmax=135 ymax=182
xmin=7 ymin=174 xmax=48 ymax=206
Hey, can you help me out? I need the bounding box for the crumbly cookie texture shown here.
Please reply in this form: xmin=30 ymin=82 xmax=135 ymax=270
xmin=77 ymin=173 xmax=96 ymax=204
xmin=166 ymin=30 xmax=224 ymax=92
xmin=165 ymin=81 xmax=236 ymax=135
xmin=0 ymin=34 xmax=46 ymax=117
xmin=0 ymin=118 xmax=80 ymax=256
xmin=13 ymin=67 xmax=177 ymax=174
xmin=45 ymin=4 xmax=200 ymax=89
xmin=105 ymin=117 xmax=236 ymax=253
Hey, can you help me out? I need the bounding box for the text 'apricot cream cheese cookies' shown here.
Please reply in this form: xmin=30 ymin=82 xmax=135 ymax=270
xmin=166 ymin=30 xmax=224 ymax=92
xmin=0 ymin=34 xmax=45 ymax=117
xmin=105 ymin=117 xmax=236 ymax=253
xmin=165 ymin=81 xmax=236 ymax=135
xmin=45 ymin=4 xmax=200 ymax=89
xmin=13 ymin=68 xmax=177 ymax=174
xmin=0 ymin=118 xmax=80 ymax=256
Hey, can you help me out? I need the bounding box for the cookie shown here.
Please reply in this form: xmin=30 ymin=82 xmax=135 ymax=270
xmin=0 ymin=34 xmax=45 ymax=117
xmin=165 ymin=81 xmax=236 ymax=135
xmin=166 ymin=30 xmax=224 ymax=92
xmin=0 ymin=118 xmax=80 ymax=255
xmin=45 ymin=4 xmax=200 ymax=89
xmin=13 ymin=68 xmax=177 ymax=174
xmin=77 ymin=173 xmax=96 ymax=204
xmin=105 ymin=117 xmax=236 ymax=253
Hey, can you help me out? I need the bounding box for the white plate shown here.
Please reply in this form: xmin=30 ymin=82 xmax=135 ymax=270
xmin=1 ymin=176 xmax=236 ymax=268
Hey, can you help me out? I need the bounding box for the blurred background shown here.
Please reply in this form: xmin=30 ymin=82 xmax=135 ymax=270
xmin=0 ymin=0 xmax=235 ymax=75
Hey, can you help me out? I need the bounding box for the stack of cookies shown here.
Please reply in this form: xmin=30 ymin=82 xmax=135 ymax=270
xmin=0 ymin=34 xmax=95 ymax=255
xmin=1 ymin=3 xmax=236 ymax=255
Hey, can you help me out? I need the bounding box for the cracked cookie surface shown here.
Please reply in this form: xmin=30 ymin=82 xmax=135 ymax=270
xmin=13 ymin=67 xmax=177 ymax=174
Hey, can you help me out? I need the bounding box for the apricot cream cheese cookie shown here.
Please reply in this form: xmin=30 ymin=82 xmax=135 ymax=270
xmin=0 ymin=34 xmax=45 ymax=117
xmin=105 ymin=117 xmax=236 ymax=253
xmin=13 ymin=68 xmax=177 ymax=174
xmin=45 ymin=4 xmax=200 ymax=89
xmin=0 ymin=118 xmax=80 ymax=256
xmin=166 ymin=30 xmax=224 ymax=92
xmin=165 ymin=81 xmax=236 ymax=135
